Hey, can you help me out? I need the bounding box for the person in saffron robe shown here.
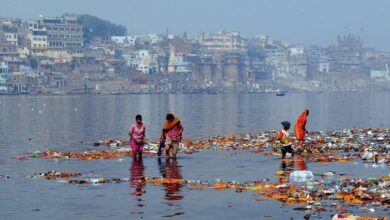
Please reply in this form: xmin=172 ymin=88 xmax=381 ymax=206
xmin=294 ymin=109 xmax=309 ymax=147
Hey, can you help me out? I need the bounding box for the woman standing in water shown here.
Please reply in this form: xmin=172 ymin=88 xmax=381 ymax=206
xmin=160 ymin=113 xmax=184 ymax=159
xmin=129 ymin=114 xmax=146 ymax=159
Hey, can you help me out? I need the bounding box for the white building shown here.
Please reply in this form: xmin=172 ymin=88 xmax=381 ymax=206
xmin=4 ymin=33 xmax=18 ymax=46
xmin=370 ymin=64 xmax=390 ymax=81
xmin=148 ymin=34 xmax=163 ymax=44
xmin=138 ymin=50 xmax=149 ymax=58
xmin=111 ymin=36 xmax=137 ymax=47
xmin=29 ymin=30 xmax=48 ymax=56
xmin=197 ymin=31 xmax=247 ymax=52
xmin=27 ymin=19 xmax=40 ymax=31
xmin=17 ymin=47 xmax=30 ymax=59
xmin=289 ymin=46 xmax=304 ymax=56
xmin=123 ymin=50 xmax=158 ymax=74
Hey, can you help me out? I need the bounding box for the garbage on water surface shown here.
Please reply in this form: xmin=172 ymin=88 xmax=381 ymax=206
xmin=30 ymin=171 xmax=82 ymax=180
xmin=17 ymin=128 xmax=390 ymax=165
xmin=13 ymin=127 xmax=390 ymax=218
xmin=29 ymin=167 xmax=389 ymax=220
xmin=332 ymin=213 xmax=389 ymax=220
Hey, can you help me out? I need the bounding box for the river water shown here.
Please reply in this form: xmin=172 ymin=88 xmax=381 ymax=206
xmin=0 ymin=92 xmax=389 ymax=219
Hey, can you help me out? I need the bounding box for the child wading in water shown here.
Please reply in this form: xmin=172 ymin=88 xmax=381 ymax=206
xmin=278 ymin=121 xmax=294 ymax=159
xmin=160 ymin=113 xmax=184 ymax=159
xmin=129 ymin=114 xmax=146 ymax=159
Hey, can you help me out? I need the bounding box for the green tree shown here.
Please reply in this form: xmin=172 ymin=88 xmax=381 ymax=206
xmin=77 ymin=14 xmax=127 ymax=45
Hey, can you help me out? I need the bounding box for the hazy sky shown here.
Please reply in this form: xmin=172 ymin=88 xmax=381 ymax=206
xmin=1 ymin=0 xmax=389 ymax=50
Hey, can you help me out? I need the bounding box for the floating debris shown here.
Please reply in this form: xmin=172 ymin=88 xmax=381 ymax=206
xmin=19 ymin=128 xmax=389 ymax=164
xmin=30 ymin=171 xmax=82 ymax=180
xmin=34 ymin=168 xmax=390 ymax=210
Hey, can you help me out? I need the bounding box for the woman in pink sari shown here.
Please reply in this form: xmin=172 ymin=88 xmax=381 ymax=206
xmin=129 ymin=114 xmax=146 ymax=159
xmin=160 ymin=113 xmax=184 ymax=159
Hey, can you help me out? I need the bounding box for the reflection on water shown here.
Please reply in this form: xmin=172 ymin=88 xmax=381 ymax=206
xmin=279 ymin=161 xmax=295 ymax=184
xmin=130 ymin=158 xmax=146 ymax=216
xmin=130 ymin=158 xmax=146 ymax=210
xmin=278 ymin=159 xmax=308 ymax=184
xmin=158 ymin=158 xmax=183 ymax=201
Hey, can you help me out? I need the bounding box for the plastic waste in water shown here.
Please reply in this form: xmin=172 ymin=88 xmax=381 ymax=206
xmin=361 ymin=150 xmax=373 ymax=160
xmin=322 ymin=171 xmax=336 ymax=177
xmin=289 ymin=171 xmax=314 ymax=182
xmin=31 ymin=151 xmax=40 ymax=158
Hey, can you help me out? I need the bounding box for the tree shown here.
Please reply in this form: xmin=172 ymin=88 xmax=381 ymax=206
xmin=77 ymin=14 xmax=127 ymax=45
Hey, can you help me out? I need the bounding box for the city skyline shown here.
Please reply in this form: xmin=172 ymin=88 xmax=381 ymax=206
xmin=1 ymin=0 xmax=390 ymax=51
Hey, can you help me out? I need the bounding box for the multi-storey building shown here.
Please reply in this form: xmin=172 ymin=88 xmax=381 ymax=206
xmin=197 ymin=31 xmax=247 ymax=53
xmin=327 ymin=35 xmax=363 ymax=73
xmin=27 ymin=16 xmax=83 ymax=57
xmin=42 ymin=17 xmax=83 ymax=56
xmin=4 ymin=32 xmax=18 ymax=46
xmin=29 ymin=30 xmax=48 ymax=56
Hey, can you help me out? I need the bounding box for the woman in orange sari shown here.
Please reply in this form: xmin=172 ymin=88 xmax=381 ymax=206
xmin=294 ymin=109 xmax=309 ymax=147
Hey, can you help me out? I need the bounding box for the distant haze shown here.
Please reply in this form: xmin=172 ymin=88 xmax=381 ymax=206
xmin=2 ymin=0 xmax=390 ymax=50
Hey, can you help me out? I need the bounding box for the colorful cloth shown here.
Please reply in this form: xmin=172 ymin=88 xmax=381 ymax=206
xmin=163 ymin=117 xmax=180 ymax=131
xmin=129 ymin=139 xmax=144 ymax=154
xmin=278 ymin=130 xmax=290 ymax=147
xmin=129 ymin=123 xmax=145 ymax=141
xmin=129 ymin=123 xmax=145 ymax=154
xmin=294 ymin=109 xmax=308 ymax=141
xmin=166 ymin=124 xmax=182 ymax=142
xmin=163 ymin=117 xmax=182 ymax=142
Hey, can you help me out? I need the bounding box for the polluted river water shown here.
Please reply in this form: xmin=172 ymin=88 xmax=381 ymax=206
xmin=0 ymin=92 xmax=389 ymax=219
